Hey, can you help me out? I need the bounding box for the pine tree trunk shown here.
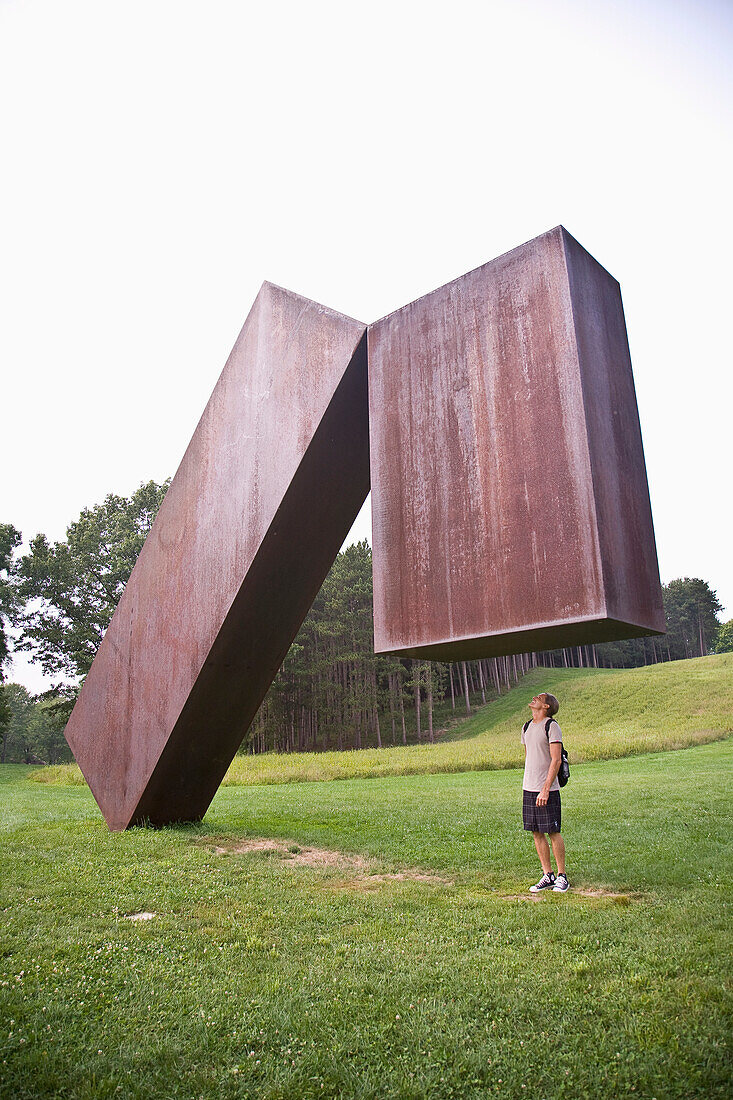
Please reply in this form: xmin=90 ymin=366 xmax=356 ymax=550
xmin=389 ymin=673 xmax=397 ymax=745
xmin=477 ymin=660 xmax=486 ymax=703
xmin=414 ymin=660 xmax=422 ymax=741
xmin=461 ymin=661 xmax=471 ymax=715
xmin=427 ymin=664 xmax=434 ymax=742
xmin=372 ymin=669 xmax=382 ymax=748
xmin=337 ymin=662 xmax=345 ymax=751
xmin=354 ymin=663 xmax=362 ymax=750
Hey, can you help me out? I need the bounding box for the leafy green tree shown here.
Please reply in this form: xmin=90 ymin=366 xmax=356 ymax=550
xmin=711 ymin=619 xmax=733 ymax=654
xmin=15 ymin=481 xmax=169 ymax=679
xmin=0 ymin=523 xmax=22 ymax=679
xmin=28 ymin=696 xmax=74 ymax=764
xmin=0 ymin=686 xmax=10 ymax=760
xmin=1 ymin=683 xmax=35 ymax=763
xmin=0 ymin=682 xmax=73 ymax=764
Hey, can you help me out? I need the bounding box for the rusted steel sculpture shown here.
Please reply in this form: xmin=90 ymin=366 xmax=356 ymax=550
xmin=368 ymin=226 xmax=664 ymax=658
xmin=64 ymin=284 xmax=369 ymax=829
xmin=65 ymin=227 xmax=663 ymax=830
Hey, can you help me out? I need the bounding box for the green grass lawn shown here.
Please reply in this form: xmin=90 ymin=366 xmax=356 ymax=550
xmin=32 ymin=653 xmax=733 ymax=789
xmin=2 ymin=741 xmax=732 ymax=1099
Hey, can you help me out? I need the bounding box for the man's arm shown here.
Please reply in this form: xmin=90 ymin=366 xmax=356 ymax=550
xmin=536 ymin=742 xmax=562 ymax=806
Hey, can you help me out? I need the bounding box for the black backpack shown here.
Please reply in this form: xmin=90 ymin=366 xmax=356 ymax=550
xmin=522 ymin=717 xmax=570 ymax=787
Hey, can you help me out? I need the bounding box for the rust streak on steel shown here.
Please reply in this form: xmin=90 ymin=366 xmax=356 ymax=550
xmin=367 ymin=226 xmax=664 ymax=659
xmin=64 ymin=284 xmax=369 ymax=830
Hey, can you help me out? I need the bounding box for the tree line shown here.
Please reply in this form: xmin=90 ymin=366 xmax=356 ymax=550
xmin=0 ymin=483 xmax=729 ymax=760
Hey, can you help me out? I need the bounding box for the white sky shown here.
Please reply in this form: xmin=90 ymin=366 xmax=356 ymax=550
xmin=2 ymin=0 xmax=732 ymax=693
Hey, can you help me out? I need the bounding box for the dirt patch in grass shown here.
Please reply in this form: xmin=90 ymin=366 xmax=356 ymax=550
xmin=210 ymin=840 xmax=638 ymax=898
xmin=337 ymin=870 xmax=452 ymax=891
xmin=211 ymin=838 xmax=451 ymax=886
xmin=500 ymin=888 xmax=635 ymax=903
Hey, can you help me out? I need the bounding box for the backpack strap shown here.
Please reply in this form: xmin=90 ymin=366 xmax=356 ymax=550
xmin=525 ymin=718 xmax=561 ymax=741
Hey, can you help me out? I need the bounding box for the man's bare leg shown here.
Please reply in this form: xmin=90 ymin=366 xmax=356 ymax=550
xmin=533 ymin=832 xmax=552 ymax=874
xmin=549 ymin=832 xmax=566 ymax=875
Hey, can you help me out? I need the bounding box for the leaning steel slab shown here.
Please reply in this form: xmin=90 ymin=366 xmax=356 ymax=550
xmin=65 ymin=284 xmax=369 ymax=829
xmin=368 ymin=226 xmax=664 ymax=659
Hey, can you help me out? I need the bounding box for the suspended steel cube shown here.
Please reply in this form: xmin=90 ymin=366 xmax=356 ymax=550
xmin=368 ymin=226 xmax=664 ymax=659
xmin=64 ymin=284 xmax=369 ymax=829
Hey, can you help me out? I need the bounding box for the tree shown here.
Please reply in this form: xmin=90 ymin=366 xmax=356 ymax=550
xmin=0 ymin=686 xmax=10 ymax=760
xmin=711 ymin=619 xmax=733 ymax=654
xmin=0 ymin=523 xmax=22 ymax=679
xmin=1 ymin=683 xmax=35 ymax=763
xmin=662 ymin=578 xmax=723 ymax=660
xmin=28 ymin=696 xmax=74 ymax=764
xmin=15 ymin=481 xmax=169 ymax=679
xmin=0 ymin=682 xmax=73 ymax=765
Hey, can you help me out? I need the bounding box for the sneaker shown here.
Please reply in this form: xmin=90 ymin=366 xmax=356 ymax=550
xmin=553 ymin=873 xmax=570 ymax=892
xmin=529 ymin=872 xmax=556 ymax=892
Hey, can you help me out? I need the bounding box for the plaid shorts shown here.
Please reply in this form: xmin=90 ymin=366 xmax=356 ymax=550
xmin=523 ymin=789 xmax=562 ymax=834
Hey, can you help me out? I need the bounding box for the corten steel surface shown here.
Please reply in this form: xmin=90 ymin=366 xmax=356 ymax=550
xmin=368 ymin=226 xmax=664 ymax=659
xmin=64 ymin=284 xmax=369 ymax=830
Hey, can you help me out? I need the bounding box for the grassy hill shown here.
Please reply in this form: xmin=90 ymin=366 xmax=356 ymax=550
xmin=33 ymin=653 xmax=733 ymax=788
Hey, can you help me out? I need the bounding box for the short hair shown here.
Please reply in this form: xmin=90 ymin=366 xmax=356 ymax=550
xmin=540 ymin=693 xmax=559 ymax=717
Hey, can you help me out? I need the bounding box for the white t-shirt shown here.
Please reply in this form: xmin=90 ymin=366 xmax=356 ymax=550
xmin=521 ymin=719 xmax=562 ymax=792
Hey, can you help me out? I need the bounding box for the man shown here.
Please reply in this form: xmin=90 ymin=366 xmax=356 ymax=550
xmin=521 ymin=692 xmax=569 ymax=892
